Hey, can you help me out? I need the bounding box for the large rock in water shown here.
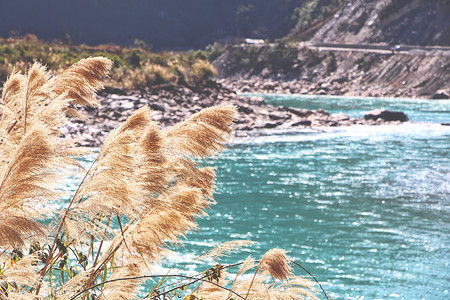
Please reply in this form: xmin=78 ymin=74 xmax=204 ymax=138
xmin=431 ymin=90 xmax=450 ymax=99
xmin=364 ymin=110 xmax=408 ymax=122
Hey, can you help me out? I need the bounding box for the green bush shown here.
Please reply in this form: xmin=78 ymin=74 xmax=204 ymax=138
xmin=292 ymin=0 xmax=346 ymax=32
xmin=376 ymin=0 xmax=410 ymax=20
xmin=326 ymin=51 xmax=337 ymax=73
xmin=0 ymin=37 xmax=218 ymax=90
xmin=265 ymin=39 xmax=300 ymax=71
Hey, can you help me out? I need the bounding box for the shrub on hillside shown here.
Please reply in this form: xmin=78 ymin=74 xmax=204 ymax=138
xmin=0 ymin=37 xmax=217 ymax=90
xmin=263 ymin=39 xmax=300 ymax=71
xmin=189 ymin=59 xmax=218 ymax=85
xmin=291 ymin=0 xmax=346 ymax=33
xmin=376 ymin=0 xmax=411 ymax=20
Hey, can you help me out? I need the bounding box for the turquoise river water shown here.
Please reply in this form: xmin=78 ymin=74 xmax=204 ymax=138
xmin=69 ymin=94 xmax=449 ymax=299
xmin=183 ymin=95 xmax=450 ymax=300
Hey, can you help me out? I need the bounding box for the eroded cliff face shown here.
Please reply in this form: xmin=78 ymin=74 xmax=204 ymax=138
xmin=213 ymin=0 xmax=450 ymax=98
xmin=214 ymin=43 xmax=450 ymax=98
xmin=304 ymin=0 xmax=450 ymax=97
xmin=354 ymin=53 xmax=449 ymax=97
xmin=310 ymin=0 xmax=450 ymax=46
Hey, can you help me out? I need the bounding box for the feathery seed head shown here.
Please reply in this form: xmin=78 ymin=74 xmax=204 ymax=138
xmin=52 ymin=57 xmax=112 ymax=108
xmin=166 ymin=105 xmax=236 ymax=159
xmin=259 ymin=248 xmax=293 ymax=281
xmin=198 ymin=240 xmax=255 ymax=262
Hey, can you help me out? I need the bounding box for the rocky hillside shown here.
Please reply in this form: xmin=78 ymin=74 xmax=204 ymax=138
xmin=211 ymin=0 xmax=450 ymax=98
xmin=216 ymin=49 xmax=450 ymax=98
xmin=310 ymin=0 xmax=450 ymax=46
xmin=2 ymin=1 xmax=447 ymax=49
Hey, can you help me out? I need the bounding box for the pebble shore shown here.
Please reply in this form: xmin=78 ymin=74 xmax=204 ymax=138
xmin=62 ymin=82 xmax=408 ymax=147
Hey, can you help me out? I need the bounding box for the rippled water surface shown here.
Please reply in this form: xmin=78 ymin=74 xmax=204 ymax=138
xmin=69 ymin=95 xmax=449 ymax=299
xmin=243 ymin=93 xmax=450 ymax=123
xmin=182 ymin=95 xmax=450 ymax=299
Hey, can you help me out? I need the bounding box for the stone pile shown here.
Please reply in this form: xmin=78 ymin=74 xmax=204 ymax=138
xmin=218 ymin=76 xmax=416 ymax=99
xmin=61 ymin=82 xmax=409 ymax=147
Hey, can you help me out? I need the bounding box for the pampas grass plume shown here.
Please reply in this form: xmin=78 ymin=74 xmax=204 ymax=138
xmin=0 ymin=57 xmax=324 ymax=300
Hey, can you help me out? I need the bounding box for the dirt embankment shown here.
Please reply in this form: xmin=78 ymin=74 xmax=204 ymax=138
xmin=215 ymin=49 xmax=450 ymax=99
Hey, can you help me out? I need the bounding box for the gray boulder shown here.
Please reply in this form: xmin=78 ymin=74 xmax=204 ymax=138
xmin=364 ymin=109 xmax=408 ymax=122
xmin=431 ymin=90 xmax=449 ymax=99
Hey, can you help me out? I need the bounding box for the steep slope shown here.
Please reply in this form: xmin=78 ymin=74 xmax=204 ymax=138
xmin=310 ymin=0 xmax=450 ymax=46
xmin=216 ymin=49 xmax=450 ymax=98
xmin=211 ymin=0 xmax=450 ymax=98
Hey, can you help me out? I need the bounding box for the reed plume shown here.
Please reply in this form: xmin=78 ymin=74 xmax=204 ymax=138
xmin=0 ymin=57 xmax=111 ymax=251
xmin=258 ymin=248 xmax=293 ymax=281
xmin=193 ymin=248 xmax=320 ymax=300
xmin=1 ymin=254 xmax=41 ymax=288
xmin=51 ymin=57 xmax=112 ymax=111
xmin=0 ymin=57 xmax=324 ymax=300
xmin=100 ymin=260 xmax=144 ymax=300
xmin=197 ymin=240 xmax=255 ymax=262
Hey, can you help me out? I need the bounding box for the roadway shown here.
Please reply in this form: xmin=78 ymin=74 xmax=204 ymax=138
xmin=309 ymin=42 xmax=450 ymax=57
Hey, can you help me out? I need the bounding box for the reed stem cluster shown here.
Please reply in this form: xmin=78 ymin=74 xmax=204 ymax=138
xmin=0 ymin=58 xmax=325 ymax=299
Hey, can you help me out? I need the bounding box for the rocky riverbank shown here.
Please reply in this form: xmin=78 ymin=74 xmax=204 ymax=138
xmin=217 ymin=68 xmax=450 ymax=100
xmin=61 ymin=82 xmax=409 ymax=147
xmin=213 ymin=49 xmax=450 ymax=99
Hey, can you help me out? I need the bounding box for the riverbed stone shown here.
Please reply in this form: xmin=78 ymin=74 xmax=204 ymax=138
xmin=364 ymin=109 xmax=408 ymax=122
xmin=63 ymin=82 xmax=410 ymax=147
xmin=431 ymin=90 xmax=449 ymax=99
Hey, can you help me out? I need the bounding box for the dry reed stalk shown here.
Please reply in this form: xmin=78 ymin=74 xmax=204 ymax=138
xmin=51 ymin=57 xmax=112 ymax=109
xmin=228 ymin=255 xmax=256 ymax=298
xmin=258 ymin=248 xmax=293 ymax=281
xmin=0 ymin=126 xmax=74 ymax=247
xmin=0 ymin=57 xmax=112 ymax=297
xmin=165 ymin=105 xmax=235 ymax=159
xmin=0 ymin=56 xmax=323 ymax=300
xmin=197 ymin=240 xmax=256 ymax=262
xmin=63 ymin=104 xmax=235 ymax=298
xmin=99 ymin=260 xmax=144 ymax=300
xmin=196 ymin=269 xmax=230 ymax=298
xmin=56 ymin=269 xmax=96 ymax=300
xmin=1 ymin=254 xmax=41 ymax=287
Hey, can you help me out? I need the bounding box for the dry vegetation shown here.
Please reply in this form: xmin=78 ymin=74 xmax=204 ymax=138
xmin=0 ymin=36 xmax=216 ymax=90
xmin=0 ymin=57 xmax=327 ymax=299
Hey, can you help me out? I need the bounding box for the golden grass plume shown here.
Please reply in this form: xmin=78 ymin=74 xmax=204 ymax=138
xmin=0 ymin=57 xmax=324 ymax=300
